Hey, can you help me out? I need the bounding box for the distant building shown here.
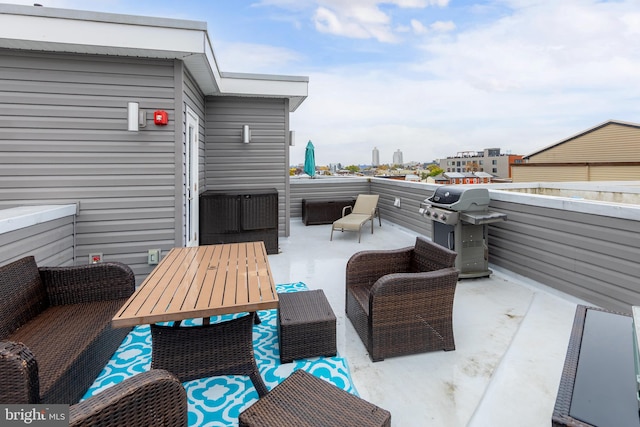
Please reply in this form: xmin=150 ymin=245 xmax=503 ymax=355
xmin=445 ymin=172 xmax=493 ymax=184
xmin=393 ymin=149 xmax=403 ymax=166
xmin=439 ymin=148 xmax=522 ymax=179
xmin=427 ymin=171 xmax=494 ymax=185
xmin=372 ymin=147 xmax=380 ymax=166
xmin=426 ymin=174 xmax=450 ymax=185
xmin=511 ymin=120 xmax=640 ymax=182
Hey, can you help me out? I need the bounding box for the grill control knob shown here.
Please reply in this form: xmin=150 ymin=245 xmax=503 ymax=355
xmin=440 ymin=214 xmax=447 ymax=221
xmin=432 ymin=212 xmax=438 ymax=218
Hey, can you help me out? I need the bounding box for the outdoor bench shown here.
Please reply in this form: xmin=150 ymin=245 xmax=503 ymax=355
xmin=0 ymin=256 xmax=134 ymax=404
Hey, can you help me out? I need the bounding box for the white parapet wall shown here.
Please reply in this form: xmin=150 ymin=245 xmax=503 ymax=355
xmin=0 ymin=204 xmax=78 ymax=266
xmin=0 ymin=204 xmax=78 ymax=235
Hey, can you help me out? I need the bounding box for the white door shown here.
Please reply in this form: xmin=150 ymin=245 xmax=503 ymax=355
xmin=185 ymin=107 xmax=199 ymax=247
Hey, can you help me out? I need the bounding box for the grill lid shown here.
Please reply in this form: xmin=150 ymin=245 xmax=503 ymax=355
xmin=426 ymin=186 xmax=491 ymax=211
xmin=428 ymin=186 xmax=465 ymax=205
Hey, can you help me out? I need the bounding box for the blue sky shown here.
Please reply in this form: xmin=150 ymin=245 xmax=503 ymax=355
xmin=9 ymin=0 xmax=640 ymax=166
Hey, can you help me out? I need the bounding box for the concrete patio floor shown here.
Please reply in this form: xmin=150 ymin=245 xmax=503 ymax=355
xmin=268 ymin=219 xmax=591 ymax=427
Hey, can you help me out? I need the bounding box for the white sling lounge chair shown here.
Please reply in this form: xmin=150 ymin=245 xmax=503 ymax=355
xmin=330 ymin=194 xmax=379 ymax=243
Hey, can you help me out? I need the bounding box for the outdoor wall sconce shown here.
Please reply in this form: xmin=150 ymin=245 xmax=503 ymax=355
xmin=127 ymin=102 xmax=146 ymax=132
xmin=242 ymin=125 xmax=251 ymax=143
xmin=289 ymin=130 xmax=295 ymax=146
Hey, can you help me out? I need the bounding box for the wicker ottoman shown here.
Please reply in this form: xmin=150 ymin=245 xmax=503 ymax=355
xmin=239 ymin=369 xmax=391 ymax=427
xmin=278 ymin=290 xmax=336 ymax=364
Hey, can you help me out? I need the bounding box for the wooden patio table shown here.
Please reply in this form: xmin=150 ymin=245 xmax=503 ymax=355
xmin=112 ymin=242 xmax=278 ymax=395
xmin=112 ymin=241 xmax=278 ymax=328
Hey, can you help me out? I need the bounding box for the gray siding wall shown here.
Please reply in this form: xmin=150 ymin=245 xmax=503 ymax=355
xmin=187 ymin=75 xmax=207 ymax=195
xmin=0 ymin=217 xmax=75 ymax=267
xmin=289 ymin=178 xmax=371 ymax=219
xmin=179 ymin=65 xmax=207 ymax=245
xmin=0 ymin=49 xmax=179 ymax=280
xmin=370 ymin=178 xmax=433 ymax=237
xmin=289 ymin=178 xmax=640 ymax=313
xmin=204 ymin=97 xmax=289 ymax=236
xmin=488 ymin=197 xmax=640 ymax=314
xmin=290 ymin=178 xmax=432 ymax=236
xmin=182 ymin=66 xmax=207 ymax=195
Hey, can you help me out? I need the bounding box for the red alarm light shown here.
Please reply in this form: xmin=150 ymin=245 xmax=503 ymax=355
xmin=154 ymin=110 xmax=168 ymax=125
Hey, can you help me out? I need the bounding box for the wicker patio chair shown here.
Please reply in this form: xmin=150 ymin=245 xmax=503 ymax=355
xmin=346 ymin=236 xmax=459 ymax=361
xmin=150 ymin=312 xmax=269 ymax=397
xmin=330 ymin=194 xmax=379 ymax=243
xmin=69 ymin=369 xmax=188 ymax=427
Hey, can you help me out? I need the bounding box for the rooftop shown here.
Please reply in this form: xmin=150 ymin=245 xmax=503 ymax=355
xmin=1 ymin=177 xmax=638 ymax=426
xmin=268 ymin=218 xmax=590 ymax=427
xmin=1 ymin=178 xmax=638 ymax=425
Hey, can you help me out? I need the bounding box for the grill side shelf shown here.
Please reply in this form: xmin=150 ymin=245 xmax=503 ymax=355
xmin=460 ymin=211 xmax=507 ymax=225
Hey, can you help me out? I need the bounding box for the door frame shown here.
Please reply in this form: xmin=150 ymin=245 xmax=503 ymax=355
xmin=185 ymin=106 xmax=199 ymax=247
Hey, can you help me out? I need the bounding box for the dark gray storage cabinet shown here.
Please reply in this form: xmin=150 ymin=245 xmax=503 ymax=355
xmin=302 ymin=198 xmax=355 ymax=225
xmin=200 ymin=189 xmax=278 ymax=254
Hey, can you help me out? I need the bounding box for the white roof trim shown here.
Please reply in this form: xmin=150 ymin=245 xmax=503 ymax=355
xmin=0 ymin=204 xmax=77 ymax=235
xmin=219 ymin=72 xmax=308 ymax=111
xmin=474 ymin=172 xmax=494 ymax=178
xmin=0 ymin=4 xmax=307 ymax=111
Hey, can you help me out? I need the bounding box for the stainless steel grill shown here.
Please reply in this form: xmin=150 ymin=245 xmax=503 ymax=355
xmin=419 ymin=186 xmax=506 ymax=278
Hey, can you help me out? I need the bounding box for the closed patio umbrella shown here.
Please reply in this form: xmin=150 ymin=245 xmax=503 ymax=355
xmin=304 ymin=140 xmax=316 ymax=178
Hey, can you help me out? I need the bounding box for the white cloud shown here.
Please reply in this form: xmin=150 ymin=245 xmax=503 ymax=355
xmin=313 ymin=3 xmax=398 ymax=43
xmin=311 ymin=0 xmax=448 ymax=43
xmin=411 ymin=19 xmax=428 ymax=35
xmin=430 ymin=20 xmax=455 ymax=32
xmin=419 ymin=2 xmax=640 ymax=93
xmin=408 ymin=19 xmax=455 ymax=37
xmin=290 ymin=1 xmax=640 ymax=165
xmin=290 ymin=68 xmax=485 ymax=164
xmin=394 ymin=0 xmax=450 ymax=6
xmin=214 ymin=42 xmax=304 ymax=74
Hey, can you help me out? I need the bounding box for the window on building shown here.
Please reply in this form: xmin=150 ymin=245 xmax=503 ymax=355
xmin=492 ymin=168 xmax=498 ymax=173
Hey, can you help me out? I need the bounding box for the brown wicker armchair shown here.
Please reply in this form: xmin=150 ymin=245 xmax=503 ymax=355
xmin=346 ymin=237 xmax=459 ymax=362
xmin=69 ymin=369 xmax=188 ymax=427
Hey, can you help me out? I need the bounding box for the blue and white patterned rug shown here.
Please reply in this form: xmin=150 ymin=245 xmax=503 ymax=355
xmin=83 ymin=282 xmax=357 ymax=426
